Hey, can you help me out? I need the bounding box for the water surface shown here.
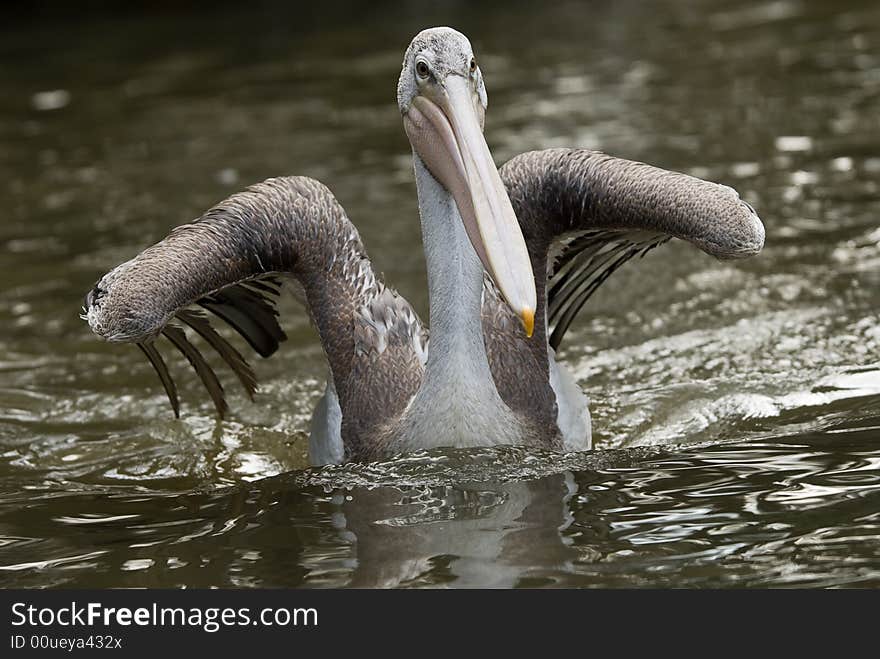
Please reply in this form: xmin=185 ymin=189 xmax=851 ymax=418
xmin=1 ymin=0 xmax=879 ymax=587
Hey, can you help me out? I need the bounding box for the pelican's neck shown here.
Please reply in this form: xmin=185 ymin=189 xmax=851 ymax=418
xmin=412 ymin=155 xmax=497 ymax=398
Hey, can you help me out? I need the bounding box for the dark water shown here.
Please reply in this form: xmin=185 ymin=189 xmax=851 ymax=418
xmin=1 ymin=0 xmax=879 ymax=587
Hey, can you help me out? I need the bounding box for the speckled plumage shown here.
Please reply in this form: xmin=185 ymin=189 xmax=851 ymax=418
xmin=84 ymin=30 xmax=764 ymax=465
xmin=86 ymin=177 xmax=429 ymax=461
xmin=84 ymin=150 xmax=762 ymax=462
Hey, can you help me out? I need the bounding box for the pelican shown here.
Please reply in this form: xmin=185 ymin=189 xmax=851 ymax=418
xmin=83 ymin=27 xmax=764 ymax=465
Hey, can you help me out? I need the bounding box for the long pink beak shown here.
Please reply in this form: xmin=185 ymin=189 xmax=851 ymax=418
xmin=404 ymin=76 xmax=537 ymax=337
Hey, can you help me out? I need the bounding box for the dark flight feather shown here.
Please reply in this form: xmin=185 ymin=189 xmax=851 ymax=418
xmin=176 ymin=308 xmax=258 ymax=400
xmin=547 ymin=231 xmax=669 ymax=349
xmin=136 ymin=341 xmax=180 ymax=418
xmin=162 ymin=324 xmax=228 ymax=418
xmin=198 ymin=283 xmax=285 ymax=358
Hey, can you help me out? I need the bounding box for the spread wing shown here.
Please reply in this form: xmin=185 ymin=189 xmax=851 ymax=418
xmin=83 ymin=177 xmax=427 ymax=446
xmin=500 ymin=148 xmax=765 ymax=349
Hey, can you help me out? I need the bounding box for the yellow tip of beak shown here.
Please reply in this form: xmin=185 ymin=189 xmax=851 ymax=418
xmin=521 ymin=308 xmax=535 ymax=338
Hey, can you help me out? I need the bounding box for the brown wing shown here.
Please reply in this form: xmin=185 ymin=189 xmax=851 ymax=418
xmin=500 ymin=148 xmax=765 ymax=350
xmin=83 ymin=176 xmax=427 ymax=456
xmin=478 ymin=149 xmax=763 ymax=425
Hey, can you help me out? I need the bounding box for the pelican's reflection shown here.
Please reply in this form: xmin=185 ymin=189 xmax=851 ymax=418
xmin=333 ymin=472 xmax=579 ymax=588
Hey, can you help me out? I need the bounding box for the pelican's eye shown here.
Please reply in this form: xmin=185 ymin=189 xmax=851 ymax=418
xmin=416 ymin=60 xmax=430 ymax=79
xmin=469 ymin=58 xmax=477 ymax=74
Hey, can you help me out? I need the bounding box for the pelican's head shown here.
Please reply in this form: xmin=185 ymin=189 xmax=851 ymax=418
xmin=398 ymin=27 xmax=536 ymax=337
